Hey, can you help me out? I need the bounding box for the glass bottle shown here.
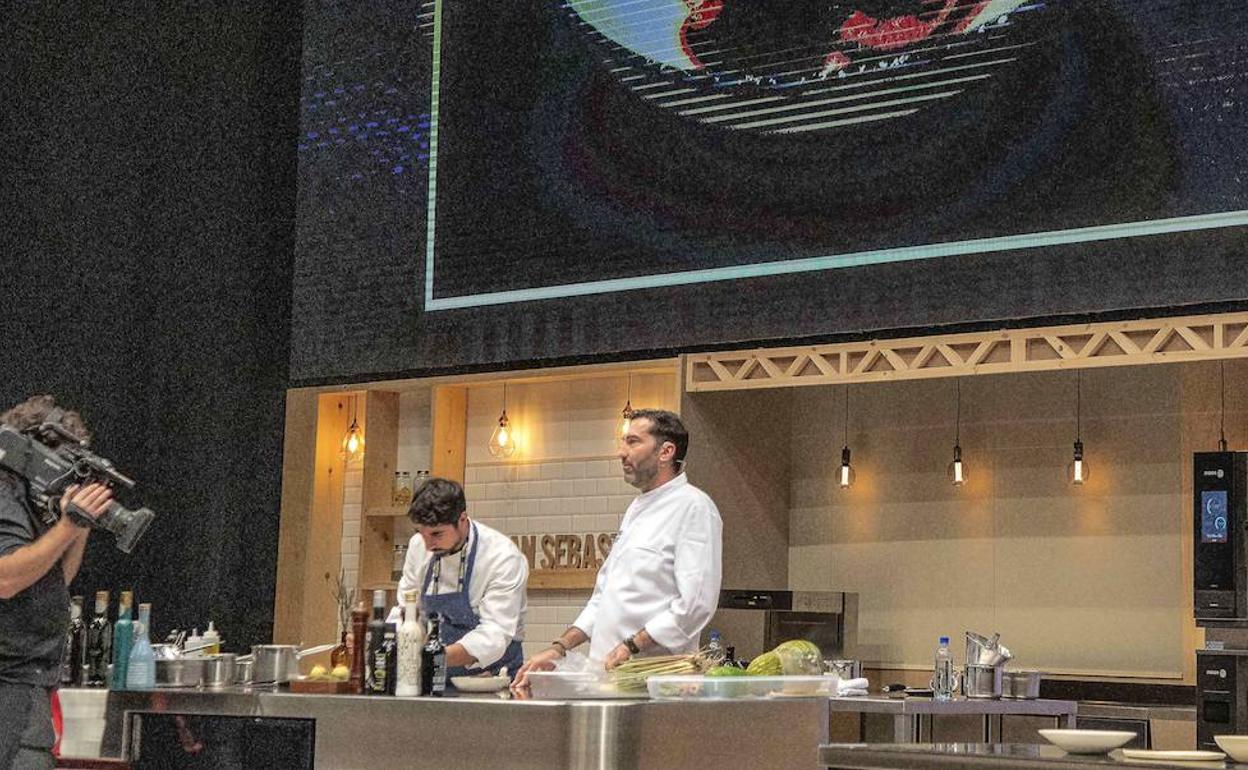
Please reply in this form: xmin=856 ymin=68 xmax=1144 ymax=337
xmin=395 ymin=591 xmax=424 ymax=697
xmin=61 ymin=596 xmax=86 ymax=687
xmin=85 ymin=591 xmax=112 ymax=687
xmin=331 ymin=629 xmax=350 ymax=670
xmin=126 ymin=603 xmax=156 ymax=690
xmin=365 ymin=589 xmax=387 ymax=692
xmin=110 ymin=591 xmax=133 ymax=690
xmin=421 ymin=614 xmax=446 ymax=697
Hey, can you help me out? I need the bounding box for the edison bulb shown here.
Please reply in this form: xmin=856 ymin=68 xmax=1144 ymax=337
xmin=947 ymin=445 xmax=966 ymax=487
xmin=489 ymin=414 xmax=516 ymax=458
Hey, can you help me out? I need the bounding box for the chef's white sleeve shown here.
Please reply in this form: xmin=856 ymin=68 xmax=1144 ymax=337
xmin=643 ymin=502 xmax=722 ymax=651
xmin=456 ymin=548 xmax=529 ymax=668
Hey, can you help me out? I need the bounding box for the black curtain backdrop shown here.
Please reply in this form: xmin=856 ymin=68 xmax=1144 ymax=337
xmin=1 ymin=5 xmax=300 ymax=650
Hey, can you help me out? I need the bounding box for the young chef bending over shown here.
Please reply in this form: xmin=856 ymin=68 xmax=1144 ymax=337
xmin=515 ymin=409 xmax=722 ymax=681
xmin=389 ymin=478 xmax=528 ymax=679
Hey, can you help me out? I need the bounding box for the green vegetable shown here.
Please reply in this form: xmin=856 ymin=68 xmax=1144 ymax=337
xmin=706 ymin=665 xmax=747 ymax=677
xmin=746 ymin=651 xmax=783 ymax=676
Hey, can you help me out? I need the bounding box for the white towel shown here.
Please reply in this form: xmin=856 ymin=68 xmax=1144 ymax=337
xmin=837 ymin=677 xmax=869 ymax=696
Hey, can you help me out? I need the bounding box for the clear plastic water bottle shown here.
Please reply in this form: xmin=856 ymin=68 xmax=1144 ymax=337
xmin=707 ymin=630 xmax=724 ymax=661
xmin=126 ymin=603 xmax=156 ymax=690
xmin=933 ymin=636 xmax=954 ymax=701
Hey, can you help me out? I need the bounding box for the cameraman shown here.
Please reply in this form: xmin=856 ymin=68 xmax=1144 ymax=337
xmin=0 ymin=396 xmax=113 ymax=770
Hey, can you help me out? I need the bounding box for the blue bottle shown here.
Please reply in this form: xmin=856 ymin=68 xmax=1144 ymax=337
xmin=126 ymin=603 xmax=156 ymax=689
xmin=110 ymin=591 xmax=134 ymax=690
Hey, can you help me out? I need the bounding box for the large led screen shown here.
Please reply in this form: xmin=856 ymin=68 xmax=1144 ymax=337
xmin=292 ymin=0 xmax=1248 ymax=381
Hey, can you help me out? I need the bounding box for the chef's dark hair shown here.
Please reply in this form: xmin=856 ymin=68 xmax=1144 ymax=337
xmin=408 ymin=477 xmax=467 ymax=527
xmin=630 ymin=409 xmax=689 ymax=469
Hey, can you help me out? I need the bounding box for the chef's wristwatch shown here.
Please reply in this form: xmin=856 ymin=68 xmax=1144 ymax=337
xmin=623 ymin=635 xmax=641 ymax=655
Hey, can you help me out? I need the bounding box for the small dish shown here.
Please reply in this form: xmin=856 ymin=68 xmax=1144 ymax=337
xmin=1120 ymin=749 xmax=1224 ymax=762
xmin=450 ymin=674 xmax=510 ymax=693
xmin=1215 ymin=735 xmax=1248 ymax=762
xmin=1038 ymin=729 xmax=1136 ymax=754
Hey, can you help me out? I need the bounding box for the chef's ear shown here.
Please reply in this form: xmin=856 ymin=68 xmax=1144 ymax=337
xmin=659 ymin=440 xmax=677 ymax=465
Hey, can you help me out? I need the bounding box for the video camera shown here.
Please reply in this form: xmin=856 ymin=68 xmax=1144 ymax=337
xmin=0 ymin=422 xmax=155 ymax=553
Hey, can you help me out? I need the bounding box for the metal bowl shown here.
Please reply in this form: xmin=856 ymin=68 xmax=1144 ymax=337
xmin=1002 ymin=670 xmax=1043 ymax=699
xmin=155 ymin=657 xmax=205 ymax=688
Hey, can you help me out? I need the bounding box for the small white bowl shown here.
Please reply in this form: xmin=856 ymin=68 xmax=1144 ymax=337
xmin=450 ymin=674 xmax=510 ymax=693
xmin=1038 ymin=729 xmax=1136 ymax=754
xmin=1215 ymin=735 xmax=1248 ymax=762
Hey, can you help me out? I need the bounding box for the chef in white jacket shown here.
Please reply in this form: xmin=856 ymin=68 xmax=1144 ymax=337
xmin=515 ymin=409 xmax=722 ymax=680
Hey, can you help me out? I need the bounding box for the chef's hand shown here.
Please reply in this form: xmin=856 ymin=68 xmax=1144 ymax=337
xmin=513 ymin=648 xmax=562 ymax=689
xmin=59 ymin=483 xmax=114 ymax=534
xmin=604 ymin=643 xmax=631 ymax=671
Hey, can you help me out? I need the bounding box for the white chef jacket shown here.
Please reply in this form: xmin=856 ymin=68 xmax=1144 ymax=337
xmin=386 ymin=519 xmax=528 ymax=669
xmin=573 ymin=473 xmax=722 ymax=661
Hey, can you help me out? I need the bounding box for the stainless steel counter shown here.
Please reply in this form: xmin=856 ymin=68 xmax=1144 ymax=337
xmin=92 ymin=687 xmax=830 ymax=770
xmin=826 ymin=696 xmax=1078 ymax=743
xmin=820 ymin=743 xmax=1243 ymax=770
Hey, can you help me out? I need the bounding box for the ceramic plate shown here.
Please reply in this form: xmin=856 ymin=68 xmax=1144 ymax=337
xmin=450 ymin=674 xmax=510 ymax=692
xmin=1215 ymin=735 xmax=1248 ymax=762
xmin=1120 ymin=749 xmax=1225 ymax=762
xmin=1038 ymin=729 xmax=1136 ymax=754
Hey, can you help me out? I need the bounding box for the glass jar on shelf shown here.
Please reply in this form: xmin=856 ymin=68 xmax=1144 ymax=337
xmin=392 ymin=472 xmax=413 ymax=506
xmin=392 ymin=543 xmax=409 ymax=582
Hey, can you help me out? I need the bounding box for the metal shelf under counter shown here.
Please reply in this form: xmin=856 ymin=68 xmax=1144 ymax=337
xmin=92 ymin=687 xmax=832 ymax=770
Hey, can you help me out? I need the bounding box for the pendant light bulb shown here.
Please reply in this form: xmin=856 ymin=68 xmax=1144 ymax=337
xmin=489 ymin=383 xmax=516 ymax=459
xmin=948 ymin=380 xmax=965 ymax=487
xmin=341 ymin=396 xmax=364 ymax=460
xmin=619 ymin=401 xmax=634 ymax=438
xmin=839 ymin=446 xmax=855 ymax=489
xmin=1067 ymin=440 xmax=1090 ymax=486
xmin=948 ymin=445 xmax=966 ymax=487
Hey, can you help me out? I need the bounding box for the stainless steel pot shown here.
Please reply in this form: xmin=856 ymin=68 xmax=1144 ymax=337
xmin=962 ymin=664 xmax=1003 ymax=699
xmin=965 ymin=632 xmax=1012 ymax=667
xmin=244 ymin=643 xmax=338 ymax=684
xmin=235 ymin=658 xmax=254 ymax=685
xmin=1002 ymin=670 xmax=1043 ymax=699
xmin=155 ymin=657 xmax=205 ymax=688
xmin=825 ymin=659 xmax=862 ymax=680
xmin=202 ymin=654 xmax=237 ymax=689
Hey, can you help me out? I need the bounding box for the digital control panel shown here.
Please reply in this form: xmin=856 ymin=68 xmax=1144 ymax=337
xmin=1195 ymin=453 xmax=1248 ymax=622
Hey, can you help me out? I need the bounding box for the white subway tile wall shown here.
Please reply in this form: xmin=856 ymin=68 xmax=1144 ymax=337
xmin=465 ymin=458 xmax=636 ymax=659
xmin=339 ymin=455 xmax=364 ymax=592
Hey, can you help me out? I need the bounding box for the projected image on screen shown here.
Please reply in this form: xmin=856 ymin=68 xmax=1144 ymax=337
xmin=423 ymin=0 xmax=1248 ymax=308
xmin=564 ymin=0 xmax=1034 ymax=134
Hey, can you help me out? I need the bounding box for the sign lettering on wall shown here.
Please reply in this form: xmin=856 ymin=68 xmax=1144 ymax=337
xmin=510 ymin=533 xmax=617 ymax=571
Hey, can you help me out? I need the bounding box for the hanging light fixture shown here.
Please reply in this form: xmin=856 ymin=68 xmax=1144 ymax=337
xmin=839 ymin=385 xmax=855 ymax=489
xmin=1219 ymin=360 xmax=1229 ymax=452
xmin=488 ymin=382 xmax=516 ymax=459
xmin=948 ymin=379 xmax=966 ymax=487
xmin=341 ymin=394 xmax=364 ymax=461
xmin=619 ymin=374 xmax=635 ymax=438
xmin=1067 ymin=371 xmax=1089 ymax=485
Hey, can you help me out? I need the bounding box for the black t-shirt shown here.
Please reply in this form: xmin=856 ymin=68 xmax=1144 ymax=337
xmin=0 ymin=472 xmax=69 ymax=687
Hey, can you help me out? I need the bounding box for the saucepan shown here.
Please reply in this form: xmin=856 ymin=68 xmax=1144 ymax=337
xmin=1002 ymin=670 xmax=1043 ymax=699
xmin=202 ymin=654 xmax=237 ymax=689
xmin=962 ymin=664 xmax=1003 ymax=699
xmin=239 ymin=643 xmax=338 ymax=684
xmin=155 ymin=657 xmax=206 ymax=688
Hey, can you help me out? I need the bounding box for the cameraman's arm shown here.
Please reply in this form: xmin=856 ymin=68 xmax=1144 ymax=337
xmin=0 ymin=484 xmax=111 ymax=599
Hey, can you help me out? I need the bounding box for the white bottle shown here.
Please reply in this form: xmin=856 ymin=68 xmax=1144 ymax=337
xmin=185 ymin=628 xmax=204 ymax=658
xmin=395 ymin=591 xmax=425 ymax=696
xmin=202 ymin=621 xmax=221 ymax=655
xmin=933 ymin=636 xmax=954 ymax=702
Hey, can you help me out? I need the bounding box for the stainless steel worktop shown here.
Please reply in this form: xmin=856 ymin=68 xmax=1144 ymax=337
xmin=820 ymin=743 xmax=1243 ymax=770
xmin=95 ymin=687 xmax=830 ymax=770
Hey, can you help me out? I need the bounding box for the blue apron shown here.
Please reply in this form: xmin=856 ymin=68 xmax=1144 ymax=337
xmin=421 ymin=523 xmax=525 ymax=683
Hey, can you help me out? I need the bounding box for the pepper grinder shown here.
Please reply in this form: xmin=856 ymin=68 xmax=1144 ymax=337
xmin=349 ymin=603 xmax=369 ymax=694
